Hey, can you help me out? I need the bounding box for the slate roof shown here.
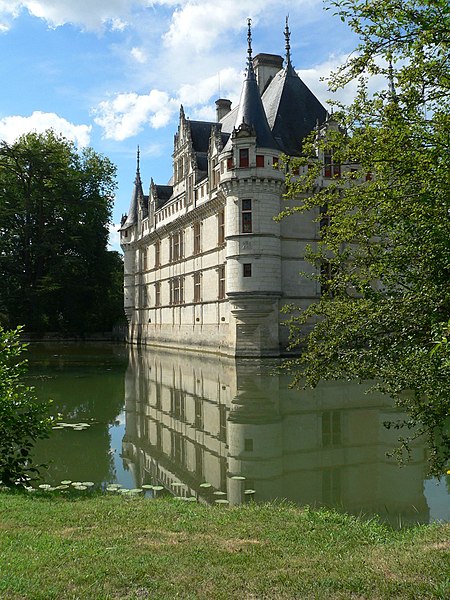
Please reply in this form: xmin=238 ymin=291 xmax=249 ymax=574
xmin=262 ymin=63 xmax=327 ymax=156
xmin=189 ymin=120 xmax=218 ymax=153
xmin=120 ymin=171 xmax=143 ymax=229
xmin=224 ymin=56 xmax=279 ymax=151
xmin=154 ymin=185 xmax=173 ymax=209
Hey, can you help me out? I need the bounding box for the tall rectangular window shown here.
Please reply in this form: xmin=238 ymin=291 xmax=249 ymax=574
xmin=242 ymin=199 xmax=252 ymax=233
xmin=154 ymin=240 xmax=160 ymax=268
xmin=193 ymin=272 xmax=201 ymax=303
xmin=141 ymin=285 xmax=148 ymax=307
xmin=322 ymin=411 xmax=342 ymax=447
xmin=142 ymin=249 xmax=148 ymax=271
xmin=193 ymin=222 xmax=201 ymax=255
xmin=256 ymin=154 xmax=264 ymax=167
xmin=170 ymin=277 xmax=184 ymax=305
xmin=218 ymin=265 xmax=225 ymax=299
xmin=155 ymin=281 xmax=161 ymax=306
xmin=218 ymin=210 xmax=225 ymax=245
xmin=239 ymin=148 xmax=249 ymax=168
xmin=243 ymin=263 xmax=252 ymax=277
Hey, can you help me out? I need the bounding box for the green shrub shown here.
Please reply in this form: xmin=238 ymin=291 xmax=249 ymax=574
xmin=0 ymin=326 xmax=53 ymax=486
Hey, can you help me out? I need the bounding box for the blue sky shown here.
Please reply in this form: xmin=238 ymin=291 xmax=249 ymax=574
xmin=0 ymin=1 xmax=360 ymax=251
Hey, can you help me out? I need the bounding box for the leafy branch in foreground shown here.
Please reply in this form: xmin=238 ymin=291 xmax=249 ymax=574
xmin=0 ymin=326 xmax=54 ymax=486
xmin=281 ymin=0 xmax=450 ymax=475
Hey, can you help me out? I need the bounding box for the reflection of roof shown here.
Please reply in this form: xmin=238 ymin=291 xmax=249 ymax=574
xmin=262 ymin=64 xmax=327 ymax=156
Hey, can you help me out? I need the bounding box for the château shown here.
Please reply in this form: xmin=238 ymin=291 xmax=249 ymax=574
xmin=120 ymin=20 xmax=341 ymax=357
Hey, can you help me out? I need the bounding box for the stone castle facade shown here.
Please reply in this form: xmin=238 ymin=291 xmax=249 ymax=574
xmin=120 ymin=21 xmax=339 ymax=357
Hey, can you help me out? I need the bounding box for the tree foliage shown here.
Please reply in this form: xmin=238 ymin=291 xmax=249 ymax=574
xmin=0 ymin=130 xmax=124 ymax=334
xmin=0 ymin=326 xmax=53 ymax=486
xmin=282 ymin=0 xmax=450 ymax=474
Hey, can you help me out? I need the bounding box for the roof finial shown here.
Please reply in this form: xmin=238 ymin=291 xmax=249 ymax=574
xmin=136 ymin=145 xmax=140 ymax=175
xmin=285 ymin=15 xmax=292 ymax=68
xmin=247 ymin=18 xmax=253 ymax=67
xmin=387 ymin=45 xmax=397 ymax=102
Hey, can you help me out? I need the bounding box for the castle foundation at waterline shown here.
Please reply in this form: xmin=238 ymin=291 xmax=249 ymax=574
xmin=120 ymin=21 xmax=343 ymax=357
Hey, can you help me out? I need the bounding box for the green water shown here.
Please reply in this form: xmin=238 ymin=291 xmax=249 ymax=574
xmin=28 ymin=342 xmax=449 ymax=525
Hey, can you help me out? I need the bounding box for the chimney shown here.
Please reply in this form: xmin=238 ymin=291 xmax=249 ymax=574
xmin=252 ymin=53 xmax=283 ymax=95
xmin=216 ymin=98 xmax=232 ymax=121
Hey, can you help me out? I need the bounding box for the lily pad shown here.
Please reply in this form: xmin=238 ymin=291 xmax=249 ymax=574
xmin=213 ymin=491 xmax=227 ymax=496
xmin=81 ymin=482 xmax=95 ymax=487
xmin=199 ymin=482 xmax=212 ymax=488
xmin=141 ymin=484 xmax=154 ymax=490
xmin=38 ymin=484 xmax=51 ymax=490
xmin=231 ymin=476 xmax=246 ymax=480
xmin=73 ymin=485 xmax=87 ymax=491
xmin=214 ymin=499 xmax=229 ymax=505
xmin=244 ymin=489 xmax=256 ymax=495
xmin=61 ymin=480 xmax=72 ymax=485
xmin=152 ymin=485 xmax=164 ymax=491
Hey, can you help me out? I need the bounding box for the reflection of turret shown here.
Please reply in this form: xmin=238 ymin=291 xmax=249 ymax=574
xmin=122 ymin=346 xmax=434 ymax=524
xmin=227 ymin=360 xmax=282 ymax=505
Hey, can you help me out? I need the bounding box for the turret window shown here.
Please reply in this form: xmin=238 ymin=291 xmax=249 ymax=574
xmin=218 ymin=265 xmax=225 ymax=299
xmin=243 ymin=263 xmax=252 ymax=277
xmin=218 ymin=210 xmax=225 ymax=245
xmin=256 ymin=155 xmax=264 ymax=167
xmin=241 ymin=199 xmax=252 ymax=233
xmin=239 ymin=148 xmax=249 ymax=168
xmin=154 ymin=240 xmax=160 ymax=268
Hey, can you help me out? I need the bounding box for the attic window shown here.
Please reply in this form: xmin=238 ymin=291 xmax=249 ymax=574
xmin=256 ymin=155 xmax=264 ymax=168
xmin=239 ymin=148 xmax=249 ymax=168
xmin=227 ymin=157 xmax=233 ymax=170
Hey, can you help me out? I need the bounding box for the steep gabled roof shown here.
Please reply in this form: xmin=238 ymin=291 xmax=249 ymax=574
xmin=262 ymin=62 xmax=327 ymax=156
xmin=189 ymin=120 xmax=218 ymax=153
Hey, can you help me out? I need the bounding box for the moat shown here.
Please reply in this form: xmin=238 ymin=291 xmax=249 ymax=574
xmin=28 ymin=342 xmax=449 ymax=526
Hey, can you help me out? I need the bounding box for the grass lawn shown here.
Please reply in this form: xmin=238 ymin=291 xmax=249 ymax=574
xmin=0 ymin=491 xmax=448 ymax=599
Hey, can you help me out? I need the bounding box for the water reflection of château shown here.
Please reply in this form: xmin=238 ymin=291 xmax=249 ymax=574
xmin=122 ymin=346 xmax=429 ymax=525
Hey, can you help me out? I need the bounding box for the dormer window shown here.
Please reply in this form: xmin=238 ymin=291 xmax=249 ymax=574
xmin=239 ymin=148 xmax=249 ymax=168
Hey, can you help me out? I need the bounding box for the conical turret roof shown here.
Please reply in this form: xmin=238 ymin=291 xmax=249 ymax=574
xmin=224 ymin=20 xmax=278 ymax=151
xmin=120 ymin=148 xmax=144 ymax=229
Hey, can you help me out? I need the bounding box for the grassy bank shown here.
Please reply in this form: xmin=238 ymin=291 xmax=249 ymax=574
xmin=0 ymin=492 xmax=448 ymax=599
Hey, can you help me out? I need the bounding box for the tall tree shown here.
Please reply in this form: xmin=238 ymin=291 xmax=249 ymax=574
xmin=0 ymin=131 xmax=124 ymax=333
xmin=282 ymin=0 xmax=450 ymax=474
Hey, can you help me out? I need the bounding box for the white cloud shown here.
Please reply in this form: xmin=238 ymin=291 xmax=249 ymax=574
xmin=93 ymin=90 xmax=179 ymax=141
xmin=0 ymin=111 xmax=91 ymax=146
xmin=131 ymin=47 xmax=147 ymax=64
xmin=0 ymin=0 xmax=145 ymax=32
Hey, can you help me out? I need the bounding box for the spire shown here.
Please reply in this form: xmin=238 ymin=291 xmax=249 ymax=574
xmin=387 ymin=51 xmax=398 ymax=102
xmin=246 ymin=18 xmax=256 ymax=80
xmin=285 ymin=15 xmax=292 ymax=68
xmin=136 ymin=145 xmax=140 ymax=176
